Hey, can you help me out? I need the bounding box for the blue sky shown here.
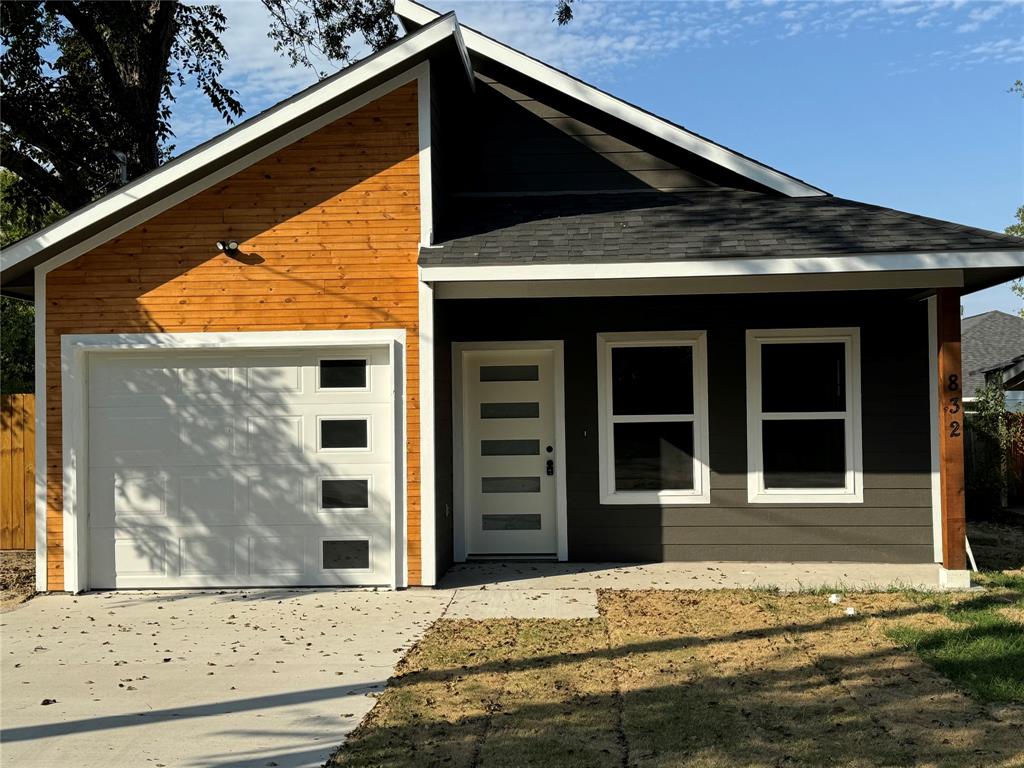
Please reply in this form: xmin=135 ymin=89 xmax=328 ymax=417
xmin=172 ymin=0 xmax=1024 ymax=316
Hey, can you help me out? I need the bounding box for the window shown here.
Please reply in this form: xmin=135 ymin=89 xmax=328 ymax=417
xmin=319 ymin=417 xmax=369 ymax=450
xmin=597 ymin=331 xmax=710 ymax=505
xmin=318 ymin=358 xmax=367 ymax=390
xmin=321 ymin=539 xmax=370 ymax=570
xmin=320 ymin=478 xmax=370 ymax=510
xmin=746 ymin=328 xmax=863 ymax=503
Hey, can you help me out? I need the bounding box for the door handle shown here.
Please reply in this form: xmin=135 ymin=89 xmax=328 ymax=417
xmin=546 ymin=459 xmax=554 ymax=476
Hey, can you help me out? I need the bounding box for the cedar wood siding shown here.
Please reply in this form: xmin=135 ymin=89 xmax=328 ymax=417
xmin=44 ymin=83 xmax=422 ymax=590
xmin=435 ymin=291 xmax=934 ymax=565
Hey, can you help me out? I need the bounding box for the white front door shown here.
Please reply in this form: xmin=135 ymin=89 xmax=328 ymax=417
xmin=459 ymin=347 xmax=560 ymax=556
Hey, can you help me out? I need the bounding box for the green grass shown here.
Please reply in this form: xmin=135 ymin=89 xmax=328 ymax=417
xmin=886 ymin=571 xmax=1024 ymax=703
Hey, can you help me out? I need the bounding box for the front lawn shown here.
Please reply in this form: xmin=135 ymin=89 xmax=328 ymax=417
xmin=330 ymin=583 xmax=1024 ymax=768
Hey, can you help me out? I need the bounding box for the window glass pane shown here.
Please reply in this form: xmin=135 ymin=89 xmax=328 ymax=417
xmin=482 ymin=514 xmax=541 ymax=530
xmin=319 ymin=359 xmax=366 ymax=389
xmin=480 ymin=365 xmax=538 ymax=382
xmin=481 ymin=476 xmax=541 ymax=493
xmin=321 ymin=479 xmax=369 ymax=509
xmin=762 ymin=419 xmax=846 ymax=488
xmin=481 ymin=439 xmax=540 ymax=456
xmin=761 ymin=342 xmax=845 ymax=413
xmin=321 ymin=419 xmax=367 ymax=449
xmin=612 ymin=345 xmax=693 ymax=415
xmin=614 ymin=421 xmax=694 ymax=491
xmin=480 ymin=402 xmax=539 ymax=419
xmin=322 ymin=540 xmax=369 ymax=569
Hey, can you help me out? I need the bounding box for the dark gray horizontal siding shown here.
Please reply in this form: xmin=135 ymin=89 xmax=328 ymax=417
xmin=434 ymin=290 xmax=934 ymax=566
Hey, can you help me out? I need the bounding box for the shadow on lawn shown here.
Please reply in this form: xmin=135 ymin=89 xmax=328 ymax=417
xmin=328 ymin=591 xmax=1024 ymax=768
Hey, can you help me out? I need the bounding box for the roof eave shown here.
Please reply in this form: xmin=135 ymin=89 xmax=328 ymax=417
xmin=0 ymin=13 xmax=470 ymax=288
xmin=394 ymin=0 xmax=827 ymax=198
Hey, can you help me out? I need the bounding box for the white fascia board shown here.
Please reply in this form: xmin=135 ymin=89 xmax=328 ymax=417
xmin=420 ymin=250 xmax=1024 ymax=283
xmin=395 ymin=0 xmax=825 ymax=198
xmin=1 ymin=14 xmax=464 ymax=275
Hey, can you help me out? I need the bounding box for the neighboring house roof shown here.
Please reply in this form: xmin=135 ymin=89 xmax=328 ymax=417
xmin=962 ymin=310 xmax=1024 ymax=397
xmin=421 ymin=190 xmax=1024 ymax=266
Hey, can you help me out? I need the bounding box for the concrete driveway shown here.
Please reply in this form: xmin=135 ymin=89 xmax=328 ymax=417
xmin=0 ymin=589 xmax=450 ymax=768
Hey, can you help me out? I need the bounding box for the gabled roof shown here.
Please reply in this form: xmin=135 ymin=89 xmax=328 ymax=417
xmin=962 ymin=310 xmax=1024 ymax=396
xmin=422 ymin=190 xmax=1024 ymax=267
xmin=0 ymin=13 xmax=471 ymax=296
xmin=395 ymin=0 xmax=826 ymax=198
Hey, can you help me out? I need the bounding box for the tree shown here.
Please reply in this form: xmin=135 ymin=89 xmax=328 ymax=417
xmin=0 ymin=170 xmax=62 ymax=393
xmin=1 ymin=1 xmax=243 ymax=217
xmin=1008 ymin=206 xmax=1024 ymax=318
xmin=1 ymin=1 xmax=574 ymax=224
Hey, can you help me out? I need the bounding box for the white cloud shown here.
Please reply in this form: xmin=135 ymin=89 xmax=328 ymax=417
xmin=166 ymin=0 xmax=1024 ymax=153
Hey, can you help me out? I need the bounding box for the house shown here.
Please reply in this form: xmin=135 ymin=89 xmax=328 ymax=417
xmin=2 ymin=0 xmax=1022 ymax=594
xmin=961 ymin=311 xmax=1024 ymax=412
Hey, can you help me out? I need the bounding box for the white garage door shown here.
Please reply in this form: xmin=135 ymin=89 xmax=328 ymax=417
xmin=86 ymin=346 xmax=395 ymax=588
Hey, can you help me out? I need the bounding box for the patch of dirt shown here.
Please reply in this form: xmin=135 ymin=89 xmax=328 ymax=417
xmin=332 ymin=588 xmax=1024 ymax=768
xmin=0 ymin=550 xmax=35 ymax=612
xmin=969 ymin=514 xmax=1024 ymax=571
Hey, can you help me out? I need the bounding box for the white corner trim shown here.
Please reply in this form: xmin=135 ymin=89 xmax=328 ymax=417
xmin=33 ymin=267 xmax=47 ymax=591
xmin=419 ymin=250 xmax=1024 ymax=284
xmin=745 ymin=327 xmax=864 ymax=504
xmin=2 ymin=18 xmax=456 ymax=277
xmin=418 ymin=280 xmax=437 ymax=584
xmin=596 ymin=331 xmax=711 ymax=505
xmin=395 ymin=0 xmax=823 ymax=197
xmin=417 ymin=61 xmax=434 ymax=247
xmin=59 ymin=329 xmax=406 ymax=594
xmin=927 ymin=296 xmax=943 ymax=563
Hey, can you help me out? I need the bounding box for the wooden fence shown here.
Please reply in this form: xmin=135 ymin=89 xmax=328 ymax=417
xmin=1 ymin=394 xmax=35 ymax=550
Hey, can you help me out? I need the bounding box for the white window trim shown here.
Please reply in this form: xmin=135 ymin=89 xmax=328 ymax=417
xmin=315 ymin=354 xmax=371 ymax=393
xmin=745 ymin=327 xmax=864 ymax=504
xmin=317 ymin=474 xmax=373 ymax=514
xmin=316 ymin=414 xmax=372 ymax=453
xmin=318 ymin=536 xmax=373 ymax=573
xmin=596 ymin=331 xmax=711 ymax=505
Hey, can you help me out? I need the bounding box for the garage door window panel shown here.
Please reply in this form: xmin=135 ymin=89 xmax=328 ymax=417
xmin=318 ymin=358 xmax=369 ymax=390
xmin=320 ymin=478 xmax=371 ymax=511
xmin=321 ymin=539 xmax=371 ymax=571
xmin=319 ymin=417 xmax=370 ymax=450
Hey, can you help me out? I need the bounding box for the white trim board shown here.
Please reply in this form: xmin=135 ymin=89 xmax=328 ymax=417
xmin=33 ymin=268 xmax=47 ymax=591
xmin=418 ymin=280 xmax=437 ymax=584
xmin=431 ymin=270 xmax=967 ymax=300
xmin=395 ymin=0 xmax=824 ymax=198
xmin=2 ymin=14 xmax=467 ymax=277
xmin=419 ymin=250 xmax=1024 ymax=284
xmin=451 ymin=340 xmax=569 ymax=562
xmin=58 ymin=329 xmax=406 ymax=594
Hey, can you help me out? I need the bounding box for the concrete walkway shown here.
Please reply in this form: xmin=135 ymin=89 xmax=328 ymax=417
xmin=438 ymin=560 xmax=945 ymax=592
xmin=0 ymin=561 xmax=943 ymax=767
xmin=0 ymin=589 xmax=450 ymax=768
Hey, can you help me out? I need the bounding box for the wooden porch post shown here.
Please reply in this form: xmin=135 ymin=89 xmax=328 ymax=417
xmin=936 ymin=288 xmax=967 ymax=571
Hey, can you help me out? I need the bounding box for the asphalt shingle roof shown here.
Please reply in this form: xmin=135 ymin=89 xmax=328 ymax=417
xmin=962 ymin=310 xmax=1024 ymax=397
xmin=422 ymin=189 xmax=1024 ymax=266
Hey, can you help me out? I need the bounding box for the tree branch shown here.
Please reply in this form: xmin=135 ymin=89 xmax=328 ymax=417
xmin=0 ymin=146 xmax=77 ymax=211
xmin=45 ymin=0 xmax=128 ymax=103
